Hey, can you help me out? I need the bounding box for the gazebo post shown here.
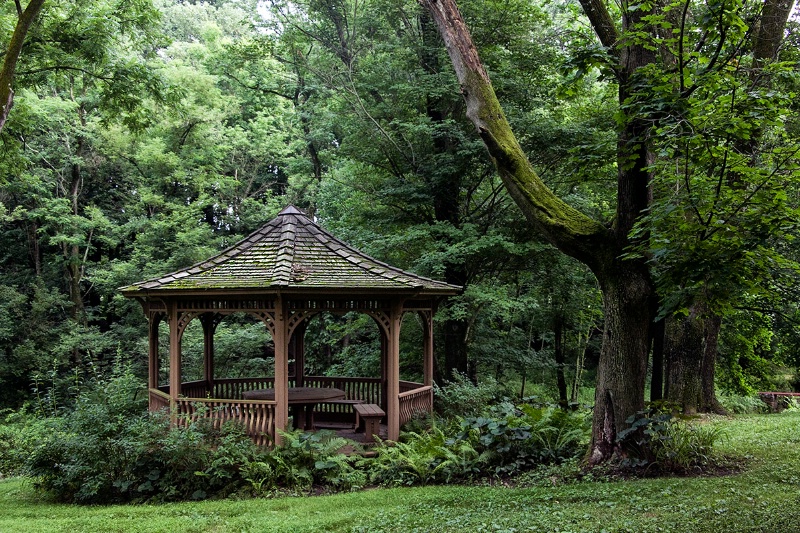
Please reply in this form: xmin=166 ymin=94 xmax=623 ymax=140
xmin=148 ymin=311 xmax=161 ymax=392
xmin=200 ymin=313 xmax=215 ymax=396
xmin=273 ymin=297 xmax=289 ymax=445
xmin=422 ymin=311 xmax=434 ymax=387
xmin=292 ymin=320 xmax=307 ymax=387
xmin=386 ymin=300 xmax=403 ymax=441
xmin=167 ymin=301 xmax=181 ymax=416
xmin=379 ymin=332 xmax=388 ymax=413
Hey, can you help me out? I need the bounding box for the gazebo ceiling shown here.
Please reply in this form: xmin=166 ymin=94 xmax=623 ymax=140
xmin=120 ymin=205 xmax=462 ymax=298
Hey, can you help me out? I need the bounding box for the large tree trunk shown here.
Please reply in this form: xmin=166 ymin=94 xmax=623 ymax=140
xmin=590 ymin=260 xmax=653 ymax=462
xmin=664 ymin=306 xmax=705 ymax=413
xmin=665 ymin=304 xmax=727 ymax=414
xmin=421 ymin=0 xmax=656 ymax=463
xmin=700 ymin=313 xmax=725 ymax=413
xmin=650 ymin=317 xmax=665 ymax=402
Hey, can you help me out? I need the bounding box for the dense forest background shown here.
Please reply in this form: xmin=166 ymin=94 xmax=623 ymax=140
xmin=1 ymin=0 xmax=798 ymax=417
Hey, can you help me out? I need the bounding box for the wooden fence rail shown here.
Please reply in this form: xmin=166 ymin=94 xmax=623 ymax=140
xmin=398 ymin=385 xmax=433 ymax=426
xmin=175 ymin=397 xmax=276 ymax=447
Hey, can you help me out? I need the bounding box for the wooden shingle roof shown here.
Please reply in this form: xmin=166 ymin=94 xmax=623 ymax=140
xmin=120 ymin=206 xmax=462 ymax=296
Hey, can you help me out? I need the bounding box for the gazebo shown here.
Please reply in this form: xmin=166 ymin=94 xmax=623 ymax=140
xmin=121 ymin=206 xmax=461 ymax=445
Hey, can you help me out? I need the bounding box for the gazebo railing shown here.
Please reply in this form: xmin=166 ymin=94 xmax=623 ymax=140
xmin=175 ymin=397 xmax=276 ymax=447
xmin=149 ymin=387 xmax=276 ymax=446
xmin=398 ymin=384 xmax=433 ymax=426
xmin=182 ymin=380 xmax=209 ymax=399
xmin=213 ymin=377 xmax=277 ymax=400
xmin=151 ymin=376 xmax=432 ymax=443
xmin=149 ymin=388 xmax=171 ymax=412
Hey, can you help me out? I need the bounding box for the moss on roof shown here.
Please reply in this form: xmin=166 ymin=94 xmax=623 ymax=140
xmin=120 ymin=206 xmax=461 ymax=295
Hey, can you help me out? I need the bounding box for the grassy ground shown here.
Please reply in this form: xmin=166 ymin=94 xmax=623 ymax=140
xmin=1 ymin=412 xmax=798 ymax=533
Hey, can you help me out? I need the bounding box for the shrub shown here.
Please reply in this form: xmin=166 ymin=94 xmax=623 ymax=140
xmin=454 ymin=403 xmax=590 ymax=475
xmin=434 ymin=373 xmax=504 ymax=420
xmin=20 ymin=370 xmax=369 ymax=502
xmin=272 ymin=430 xmax=366 ymax=491
xmin=617 ymin=410 xmax=724 ymax=473
xmin=369 ymin=423 xmax=478 ymax=486
xmin=718 ymin=394 xmax=768 ymax=414
xmin=21 ymin=369 xmax=273 ymax=503
xmin=367 ymin=403 xmax=590 ymax=486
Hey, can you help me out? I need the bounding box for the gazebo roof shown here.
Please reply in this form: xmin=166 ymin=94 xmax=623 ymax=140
xmin=121 ymin=206 xmax=461 ymax=296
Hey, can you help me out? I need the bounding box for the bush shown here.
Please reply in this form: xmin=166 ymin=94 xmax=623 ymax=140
xmin=369 ymin=403 xmax=590 ymax=485
xmin=617 ymin=410 xmax=724 ymax=473
xmin=718 ymin=394 xmax=768 ymax=414
xmin=369 ymin=423 xmax=478 ymax=486
xmin=18 ymin=369 xmax=371 ymax=503
xmin=19 ymin=368 xmax=271 ymax=503
xmin=433 ymin=373 xmax=505 ymax=420
xmin=455 ymin=403 xmax=589 ymax=475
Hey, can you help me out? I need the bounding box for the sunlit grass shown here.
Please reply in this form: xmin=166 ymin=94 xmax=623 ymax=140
xmin=1 ymin=412 xmax=798 ymax=532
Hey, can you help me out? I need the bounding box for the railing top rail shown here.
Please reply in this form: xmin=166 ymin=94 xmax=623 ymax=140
xmin=177 ymin=396 xmax=277 ymax=405
xmin=398 ymin=385 xmax=432 ymax=399
xmin=149 ymin=388 xmax=171 ymax=400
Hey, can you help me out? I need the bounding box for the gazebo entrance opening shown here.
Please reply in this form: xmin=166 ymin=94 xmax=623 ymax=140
xmin=123 ymin=206 xmax=461 ymax=446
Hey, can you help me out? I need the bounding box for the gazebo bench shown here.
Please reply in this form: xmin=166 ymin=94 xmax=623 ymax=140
xmin=354 ymin=403 xmax=385 ymax=442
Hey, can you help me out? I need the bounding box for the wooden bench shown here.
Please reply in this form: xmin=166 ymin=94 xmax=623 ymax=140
xmin=354 ymin=403 xmax=385 ymax=442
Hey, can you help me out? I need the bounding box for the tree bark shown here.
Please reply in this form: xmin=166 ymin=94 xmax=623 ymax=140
xmin=0 ymin=0 xmax=47 ymax=133
xmin=665 ymin=303 xmax=727 ymax=414
xmin=420 ymin=0 xmax=657 ymax=464
xmin=650 ymin=317 xmax=665 ymax=402
xmin=664 ymin=306 xmax=705 ymax=414
xmin=700 ymin=313 xmax=726 ymax=414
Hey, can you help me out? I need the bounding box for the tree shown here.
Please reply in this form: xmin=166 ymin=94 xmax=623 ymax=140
xmin=0 ymin=0 xmax=46 ymax=132
xmin=420 ymin=0 xmax=799 ymax=461
xmin=631 ymin=0 xmax=798 ymax=413
xmin=420 ymin=0 xmax=656 ymax=463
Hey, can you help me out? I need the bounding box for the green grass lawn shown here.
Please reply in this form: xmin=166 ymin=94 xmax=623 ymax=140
xmin=1 ymin=412 xmax=798 ymax=533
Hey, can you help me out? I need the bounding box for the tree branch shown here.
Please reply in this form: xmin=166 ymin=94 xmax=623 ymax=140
xmin=1 ymin=0 xmax=47 ymax=133
xmin=419 ymin=0 xmax=608 ymax=270
xmin=577 ymin=0 xmax=620 ymax=53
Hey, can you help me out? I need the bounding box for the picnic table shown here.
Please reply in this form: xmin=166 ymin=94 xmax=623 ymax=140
xmin=242 ymin=386 xmax=346 ymax=430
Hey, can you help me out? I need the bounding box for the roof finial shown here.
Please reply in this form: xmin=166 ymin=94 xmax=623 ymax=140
xmin=278 ymin=205 xmax=305 ymax=216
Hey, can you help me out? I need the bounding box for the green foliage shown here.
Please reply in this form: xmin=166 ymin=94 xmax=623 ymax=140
xmin=370 ymin=402 xmax=589 ymax=486
xmin=717 ymin=394 xmax=769 ymax=415
xmin=19 ymin=366 xmax=263 ymax=503
xmin=1 ymin=414 xmax=799 ymax=531
xmin=433 ymin=373 xmax=506 ymax=420
xmin=271 ymin=430 xmax=366 ymax=491
xmin=455 ymin=403 xmax=589 ymax=475
xmin=369 ymin=423 xmax=477 ymax=486
xmin=617 ymin=410 xmax=725 ymax=472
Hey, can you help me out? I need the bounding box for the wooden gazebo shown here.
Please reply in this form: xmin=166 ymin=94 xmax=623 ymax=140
xmin=121 ymin=206 xmax=461 ymax=445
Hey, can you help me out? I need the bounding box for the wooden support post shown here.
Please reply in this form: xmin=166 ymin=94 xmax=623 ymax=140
xmin=386 ymin=300 xmax=403 ymax=441
xmin=293 ymin=320 xmax=306 ymax=387
xmin=148 ymin=312 xmax=161 ymax=392
xmin=201 ymin=313 xmax=215 ymax=395
xmin=379 ymin=330 xmax=388 ymax=413
xmin=167 ymin=301 xmax=181 ymax=423
xmin=422 ymin=311 xmax=434 ymax=387
xmin=273 ymin=298 xmax=289 ymax=446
